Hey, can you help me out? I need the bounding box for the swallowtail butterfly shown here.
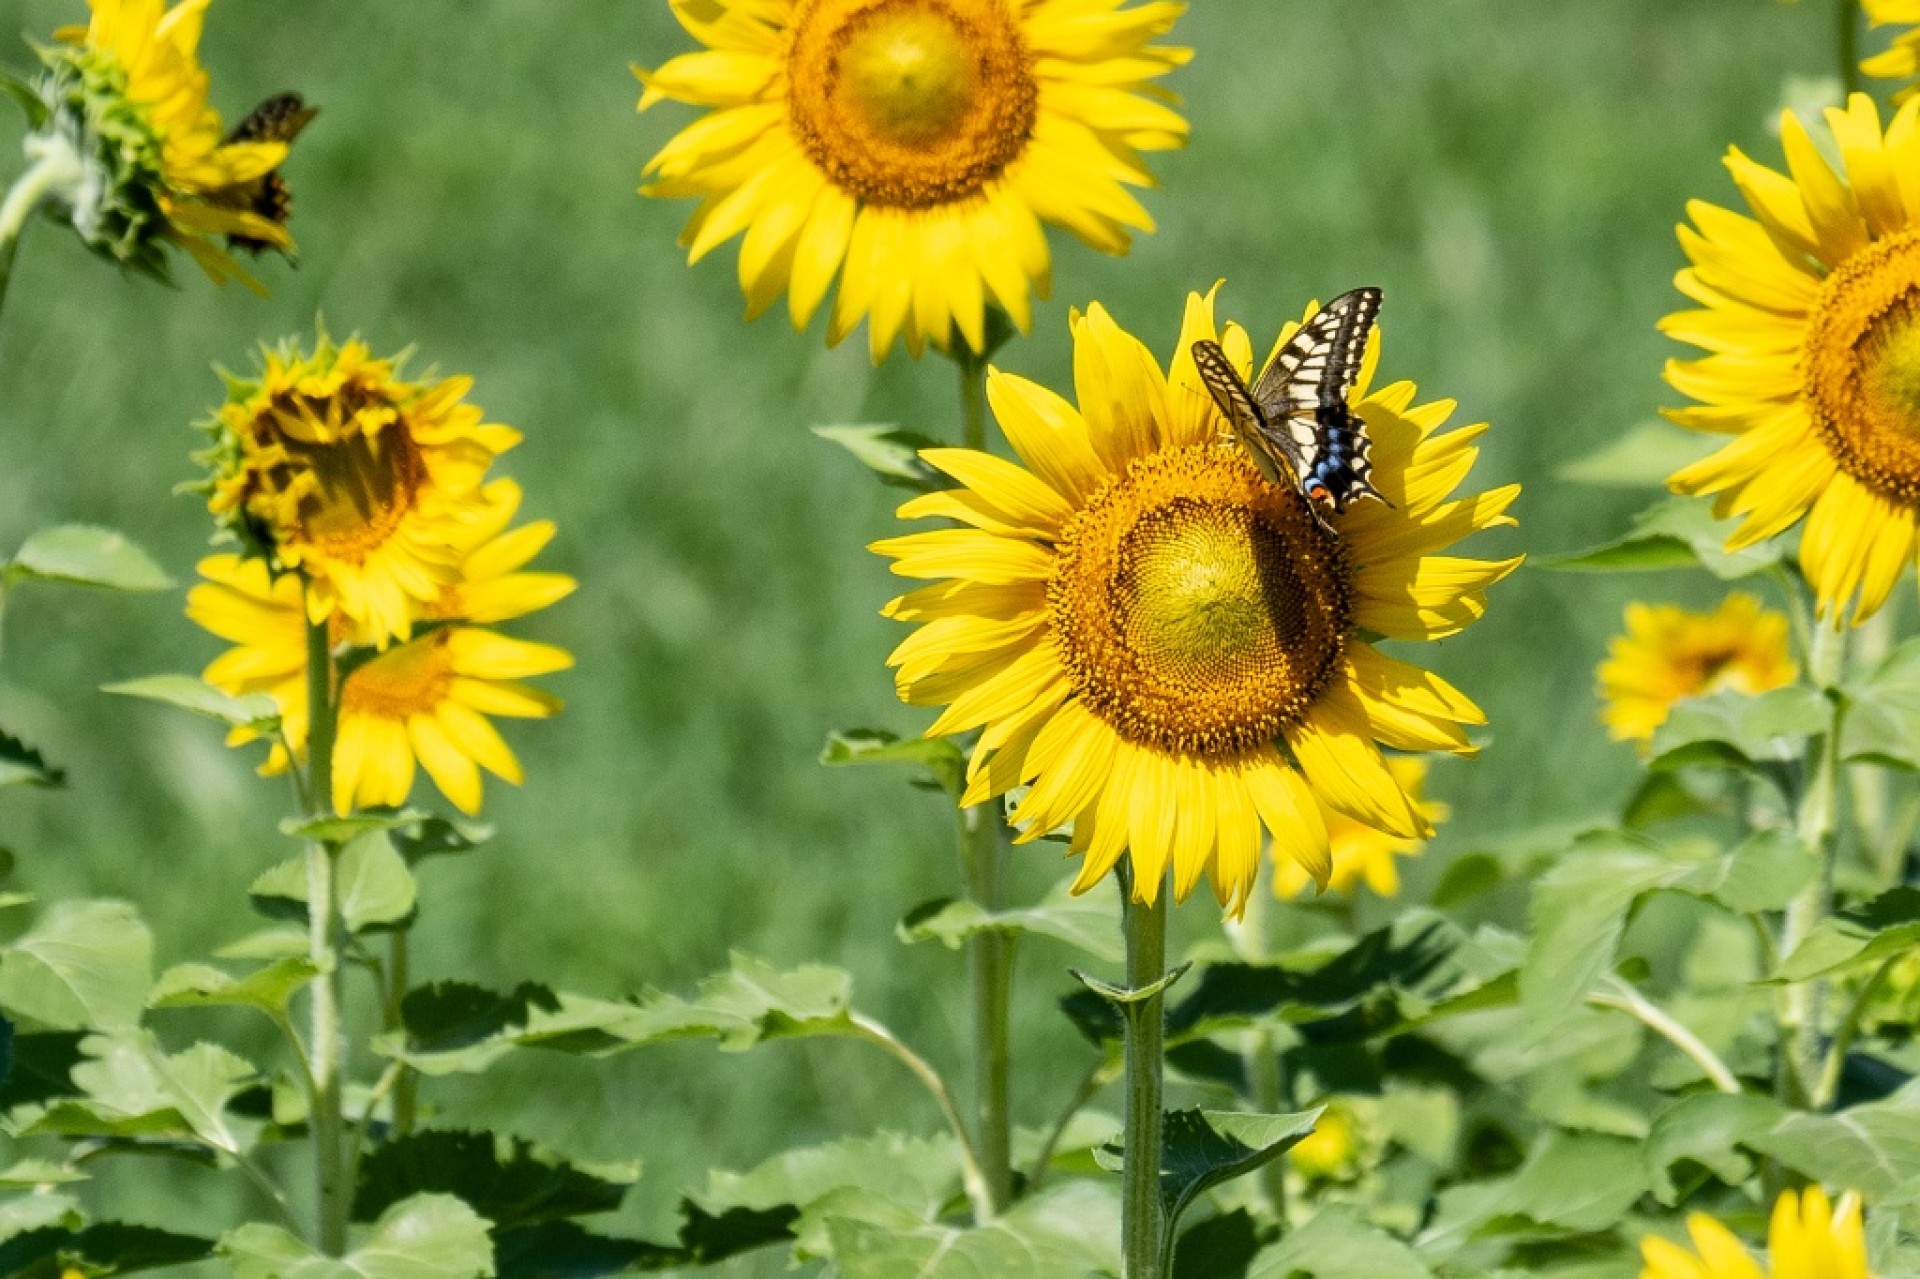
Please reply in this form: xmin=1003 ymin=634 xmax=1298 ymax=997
xmin=216 ymin=93 xmax=319 ymax=256
xmin=1191 ymin=287 xmax=1388 ymax=530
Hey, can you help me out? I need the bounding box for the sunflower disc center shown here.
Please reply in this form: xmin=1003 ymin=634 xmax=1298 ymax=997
xmin=1807 ymin=227 xmax=1920 ymax=502
xmin=1049 ymin=446 xmax=1351 ymax=759
xmin=254 ymin=386 xmax=425 ymax=563
xmin=787 ymin=0 xmax=1037 ymax=209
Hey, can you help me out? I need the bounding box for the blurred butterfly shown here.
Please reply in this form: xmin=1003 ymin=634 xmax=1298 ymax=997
xmin=215 ymin=93 xmax=319 ymax=255
xmin=1191 ymin=287 xmax=1388 ymax=531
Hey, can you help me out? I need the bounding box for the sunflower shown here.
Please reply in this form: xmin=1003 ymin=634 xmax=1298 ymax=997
xmin=1597 ymin=594 xmax=1797 ymax=747
xmin=1272 ymin=756 xmax=1447 ymax=899
xmin=872 ymin=288 xmax=1520 ymax=912
xmin=199 ymin=333 xmax=522 ymax=645
xmin=636 ymin=0 xmax=1189 ymax=361
xmin=1865 ymin=0 xmax=1920 ymax=100
xmin=1640 ymin=1188 xmax=1867 ymax=1279
xmin=1662 ymin=94 xmax=1920 ymax=625
xmin=30 ymin=0 xmax=304 ymax=286
xmin=186 ymin=480 xmax=574 ymax=816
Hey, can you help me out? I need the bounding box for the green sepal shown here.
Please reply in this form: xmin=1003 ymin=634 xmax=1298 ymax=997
xmin=1070 ymin=962 xmax=1192 ymax=1008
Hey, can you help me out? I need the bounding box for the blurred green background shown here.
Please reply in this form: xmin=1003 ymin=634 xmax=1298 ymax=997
xmin=0 ymin=0 xmax=1861 ymax=1267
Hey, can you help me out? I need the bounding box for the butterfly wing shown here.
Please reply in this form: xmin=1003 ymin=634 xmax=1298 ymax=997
xmin=217 ymin=94 xmax=319 ymax=255
xmin=1191 ymin=339 xmax=1308 ymax=492
xmin=1248 ymin=287 xmax=1387 ymax=512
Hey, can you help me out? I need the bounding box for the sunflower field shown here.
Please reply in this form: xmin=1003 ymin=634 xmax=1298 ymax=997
xmin=6 ymin=0 xmax=1920 ymax=1275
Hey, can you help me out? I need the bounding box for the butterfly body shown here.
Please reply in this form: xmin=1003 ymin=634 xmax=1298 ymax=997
xmin=217 ymin=93 xmax=319 ymax=255
xmin=1192 ymin=287 xmax=1388 ymax=529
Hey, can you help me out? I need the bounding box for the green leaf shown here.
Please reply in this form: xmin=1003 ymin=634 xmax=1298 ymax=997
xmin=0 ymin=1222 xmax=214 ymax=1277
xmin=0 ymin=1032 xmax=85 ymax=1111
xmin=24 ymin=1034 xmax=255 ymax=1153
xmin=1749 ymin=1083 xmax=1920 ymax=1202
xmin=1172 ymin=1209 xmax=1263 ymax=1279
xmin=1248 ymin=1205 xmax=1432 ymax=1278
xmin=335 ymin=836 xmax=418 ymax=933
xmin=704 ymin=1131 xmax=961 ymax=1256
xmin=1644 ymin=1093 xmax=1786 ymax=1204
xmin=0 ymin=730 xmax=62 ymax=791
xmin=0 ymin=901 xmax=153 ymax=1032
xmin=353 ymin=1130 xmax=633 ymax=1228
xmin=1521 ymin=836 xmax=1703 ymax=1036
xmin=489 ymin=1205 xmax=797 ymax=1278
xmin=0 ymin=1159 xmax=87 ymax=1189
xmin=390 ymin=816 xmax=492 ymax=864
xmin=1777 ymin=887 xmax=1920 ymax=981
xmin=1674 ymin=830 xmax=1817 ymax=915
xmin=380 ymin=981 xmax=637 ymax=1076
xmin=1425 ymin=1130 xmax=1649 ymax=1246
xmin=1129 ymin=1109 xmax=1321 ymax=1246
xmin=621 ymin=954 xmax=858 ymax=1051
xmin=279 ymin=810 xmax=431 ymax=846
xmin=102 ymin=676 xmax=279 ymax=732
xmin=900 ymin=877 xmax=1122 ymax=963
xmin=249 ymin=834 xmax=417 ymax=934
xmin=148 ymin=958 xmax=320 ymax=1019
xmin=1647 ymin=686 xmax=1831 ymax=775
xmin=1556 ymin=421 xmax=1718 ymax=488
xmin=810 ymin=425 xmax=944 ymax=491
xmin=1539 ymin=496 xmax=1785 ymax=579
xmin=223 ymin=1194 xmax=493 ymax=1279
xmin=823 ymin=1181 xmax=1120 ymax=1279
xmin=820 ymin=728 xmax=965 ymax=797
xmin=5 ymin=526 xmax=172 ymax=592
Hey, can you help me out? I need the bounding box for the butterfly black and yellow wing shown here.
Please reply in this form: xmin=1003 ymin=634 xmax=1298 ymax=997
xmin=215 ymin=93 xmax=319 ymax=255
xmin=1247 ymin=286 xmax=1386 ymax=513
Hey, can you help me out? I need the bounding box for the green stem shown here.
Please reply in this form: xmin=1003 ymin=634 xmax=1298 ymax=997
xmin=388 ymin=931 xmax=417 ymax=1137
xmin=850 ymin=1013 xmax=996 ymax=1223
xmin=303 ymin=603 xmax=348 ymax=1255
xmin=1815 ymin=955 xmax=1896 ymax=1108
xmin=959 ymin=801 xmax=1014 ymax=1217
xmin=1839 ymin=0 xmax=1861 ymax=97
xmin=1121 ymin=885 xmax=1168 ymax=1279
xmin=1027 ymin=1058 xmax=1115 ymax=1194
xmin=0 ymin=133 xmax=84 ymax=329
xmin=1781 ymin=620 xmax=1846 ymax=1109
xmin=1587 ymin=979 xmax=1740 ymax=1095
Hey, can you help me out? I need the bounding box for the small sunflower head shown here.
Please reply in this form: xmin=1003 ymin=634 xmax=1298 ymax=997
xmin=1287 ymin=1100 xmax=1371 ymax=1185
xmin=16 ymin=0 xmax=308 ymax=289
xmin=197 ymin=330 xmax=522 ymax=645
xmin=1597 ymin=595 xmax=1798 ymax=748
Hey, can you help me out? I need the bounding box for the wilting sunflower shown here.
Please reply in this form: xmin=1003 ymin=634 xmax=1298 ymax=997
xmin=25 ymin=0 xmax=305 ymax=286
xmin=1640 ymin=1188 xmax=1867 ymax=1279
xmin=1272 ymin=756 xmax=1447 ymax=899
xmin=873 ymin=288 xmax=1520 ymax=911
xmin=199 ymin=333 xmax=522 ymax=645
xmin=1865 ymin=0 xmax=1920 ymax=100
xmin=636 ymin=0 xmax=1188 ymax=360
xmin=1597 ymin=594 xmax=1797 ymax=747
xmin=186 ymin=480 xmax=574 ymax=815
xmin=1663 ymin=94 xmax=1920 ymax=625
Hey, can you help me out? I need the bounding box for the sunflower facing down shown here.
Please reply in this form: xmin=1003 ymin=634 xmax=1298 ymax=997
xmin=873 ymin=288 xmax=1520 ymax=912
xmin=199 ymin=333 xmax=522 ymax=646
xmin=1640 ymin=1187 xmax=1867 ymax=1279
xmin=1664 ymin=94 xmax=1920 ymax=625
xmin=186 ymin=481 xmax=575 ymax=815
xmin=1597 ymin=594 xmax=1797 ymax=747
xmin=636 ymin=0 xmax=1189 ymax=361
xmin=29 ymin=0 xmax=305 ymax=287
xmin=1272 ymin=756 xmax=1448 ymax=899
